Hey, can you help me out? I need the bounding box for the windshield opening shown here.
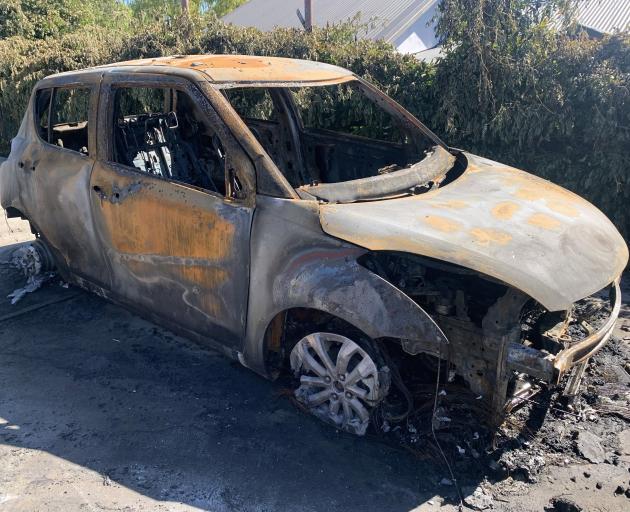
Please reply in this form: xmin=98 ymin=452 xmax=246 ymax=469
xmin=224 ymin=80 xmax=450 ymax=200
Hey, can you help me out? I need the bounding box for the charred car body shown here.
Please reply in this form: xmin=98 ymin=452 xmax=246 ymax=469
xmin=1 ymin=55 xmax=626 ymax=435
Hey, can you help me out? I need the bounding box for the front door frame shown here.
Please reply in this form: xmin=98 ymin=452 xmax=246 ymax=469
xmin=89 ymin=71 xmax=256 ymax=347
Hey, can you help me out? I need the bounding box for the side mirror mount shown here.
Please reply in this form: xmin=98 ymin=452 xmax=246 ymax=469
xmin=228 ymin=167 xmax=247 ymax=201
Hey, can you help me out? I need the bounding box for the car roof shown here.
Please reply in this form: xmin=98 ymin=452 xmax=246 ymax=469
xmin=46 ymin=55 xmax=356 ymax=87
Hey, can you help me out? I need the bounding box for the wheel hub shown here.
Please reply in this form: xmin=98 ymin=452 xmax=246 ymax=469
xmin=289 ymin=332 xmax=389 ymax=435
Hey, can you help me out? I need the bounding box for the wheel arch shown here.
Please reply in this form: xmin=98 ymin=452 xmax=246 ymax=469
xmin=2 ymin=207 xmax=38 ymax=237
xmin=4 ymin=206 xmax=26 ymax=219
xmin=240 ymin=255 xmax=447 ymax=378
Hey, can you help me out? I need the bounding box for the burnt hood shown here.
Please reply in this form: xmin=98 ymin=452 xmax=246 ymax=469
xmin=319 ymin=153 xmax=628 ymax=311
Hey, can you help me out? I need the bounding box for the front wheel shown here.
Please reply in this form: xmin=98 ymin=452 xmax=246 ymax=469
xmin=289 ymin=332 xmax=390 ymax=435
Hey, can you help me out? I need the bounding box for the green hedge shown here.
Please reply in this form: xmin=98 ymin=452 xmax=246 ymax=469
xmin=0 ymin=14 xmax=628 ymax=243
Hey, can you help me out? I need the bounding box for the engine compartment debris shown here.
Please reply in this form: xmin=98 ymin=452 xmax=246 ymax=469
xmin=372 ymin=326 xmax=630 ymax=508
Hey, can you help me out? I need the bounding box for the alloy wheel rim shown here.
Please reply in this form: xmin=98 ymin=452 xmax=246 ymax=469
xmin=289 ymin=332 xmax=385 ymax=435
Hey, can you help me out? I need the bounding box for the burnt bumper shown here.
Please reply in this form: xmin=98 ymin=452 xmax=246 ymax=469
xmin=507 ymin=279 xmax=622 ymax=386
xmin=552 ymin=278 xmax=621 ymax=383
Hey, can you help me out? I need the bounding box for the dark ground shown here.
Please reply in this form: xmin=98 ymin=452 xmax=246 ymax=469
xmin=0 ymin=222 xmax=629 ymax=511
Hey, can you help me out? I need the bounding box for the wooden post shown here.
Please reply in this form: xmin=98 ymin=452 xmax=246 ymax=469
xmin=181 ymin=0 xmax=189 ymax=14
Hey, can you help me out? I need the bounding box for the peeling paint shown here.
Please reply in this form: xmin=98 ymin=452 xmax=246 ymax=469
xmin=491 ymin=202 xmax=519 ymax=221
xmin=424 ymin=215 xmax=461 ymax=233
xmin=470 ymin=228 xmax=512 ymax=246
xmin=528 ymin=212 xmax=562 ymax=230
xmin=547 ymin=201 xmax=579 ymax=217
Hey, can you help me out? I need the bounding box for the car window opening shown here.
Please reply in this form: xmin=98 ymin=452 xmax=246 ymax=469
xmin=224 ymin=81 xmax=456 ymax=202
xmin=35 ymin=87 xmax=91 ymax=155
xmin=112 ymin=86 xmax=227 ymax=196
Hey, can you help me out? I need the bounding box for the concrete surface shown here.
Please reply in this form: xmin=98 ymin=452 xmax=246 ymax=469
xmin=0 ymin=223 xmax=448 ymax=511
xmin=0 ymin=210 xmax=629 ymax=512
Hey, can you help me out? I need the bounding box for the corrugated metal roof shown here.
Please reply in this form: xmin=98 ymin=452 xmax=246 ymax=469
xmin=222 ymin=0 xmax=437 ymax=42
xmin=576 ymin=0 xmax=630 ymax=35
xmin=222 ymin=0 xmax=629 ymax=53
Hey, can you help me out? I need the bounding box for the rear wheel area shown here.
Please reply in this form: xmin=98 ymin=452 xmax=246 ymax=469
xmin=12 ymin=239 xmax=56 ymax=274
xmin=289 ymin=332 xmax=390 ymax=435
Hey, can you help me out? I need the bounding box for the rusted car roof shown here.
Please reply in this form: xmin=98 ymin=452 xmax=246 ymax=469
xmin=91 ymin=55 xmax=355 ymax=85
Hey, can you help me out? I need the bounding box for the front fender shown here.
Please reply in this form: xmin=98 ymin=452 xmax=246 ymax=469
xmin=242 ymin=195 xmax=446 ymax=376
xmin=276 ymin=252 xmax=445 ymax=343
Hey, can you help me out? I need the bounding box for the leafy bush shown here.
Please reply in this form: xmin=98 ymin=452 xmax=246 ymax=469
xmin=0 ymin=0 xmax=132 ymax=39
xmin=0 ymin=28 xmax=121 ymax=152
xmin=0 ymin=6 xmax=628 ymax=243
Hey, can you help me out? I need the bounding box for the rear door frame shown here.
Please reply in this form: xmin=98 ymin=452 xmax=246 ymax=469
xmin=19 ymin=73 xmax=113 ymax=288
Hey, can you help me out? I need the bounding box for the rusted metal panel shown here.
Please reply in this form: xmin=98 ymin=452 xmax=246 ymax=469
xmin=319 ymin=152 xmax=628 ymax=312
xmin=95 ymin=55 xmax=355 ymax=86
xmin=86 ymin=72 xmax=256 ymax=346
xmin=89 ymin=162 xmax=253 ymax=345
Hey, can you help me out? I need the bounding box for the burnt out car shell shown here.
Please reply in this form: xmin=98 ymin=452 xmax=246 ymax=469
xmin=1 ymin=55 xmax=627 ymax=428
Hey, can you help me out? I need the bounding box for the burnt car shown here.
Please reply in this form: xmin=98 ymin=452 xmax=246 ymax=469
xmin=1 ymin=55 xmax=627 ymax=435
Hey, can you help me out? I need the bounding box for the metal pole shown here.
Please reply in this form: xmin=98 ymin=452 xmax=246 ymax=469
xmin=305 ymin=0 xmax=313 ymax=31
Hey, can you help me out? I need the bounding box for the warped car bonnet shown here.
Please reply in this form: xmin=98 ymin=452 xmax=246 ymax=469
xmin=319 ymin=153 xmax=628 ymax=311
